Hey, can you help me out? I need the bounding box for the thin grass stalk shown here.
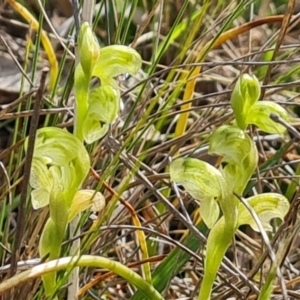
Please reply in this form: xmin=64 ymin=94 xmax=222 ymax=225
xmin=0 ymin=256 xmax=164 ymax=300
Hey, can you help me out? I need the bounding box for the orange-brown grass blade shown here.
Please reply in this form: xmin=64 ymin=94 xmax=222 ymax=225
xmin=90 ymin=168 xmax=152 ymax=284
xmin=6 ymin=0 xmax=58 ymax=91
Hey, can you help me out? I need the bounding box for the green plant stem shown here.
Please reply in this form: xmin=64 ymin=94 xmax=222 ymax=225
xmin=198 ymin=218 xmax=236 ymax=300
xmin=39 ymin=196 xmax=68 ymax=297
xmin=0 ymin=256 xmax=164 ymax=300
xmin=74 ymin=65 xmax=90 ymax=141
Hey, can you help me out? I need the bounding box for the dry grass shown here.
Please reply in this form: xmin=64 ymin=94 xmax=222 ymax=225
xmin=0 ymin=0 xmax=300 ymax=299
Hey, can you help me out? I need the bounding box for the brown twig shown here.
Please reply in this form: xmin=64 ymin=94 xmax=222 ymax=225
xmin=9 ymin=67 xmax=49 ymax=277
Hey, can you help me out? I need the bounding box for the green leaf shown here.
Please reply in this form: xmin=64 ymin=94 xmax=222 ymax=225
xmin=231 ymin=74 xmax=261 ymax=130
xmin=237 ymin=193 xmax=289 ymax=231
xmin=155 ymin=9 xmax=203 ymax=61
xmin=246 ymin=101 xmax=289 ymax=134
xmin=0 ymin=255 xmax=164 ymax=300
xmin=170 ymin=158 xmax=226 ymax=228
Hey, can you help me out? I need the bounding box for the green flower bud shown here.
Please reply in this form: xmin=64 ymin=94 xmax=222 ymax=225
xmin=231 ymin=74 xmax=261 ymax=129
xmin=78 ymin=22 xmax=100 ymax=77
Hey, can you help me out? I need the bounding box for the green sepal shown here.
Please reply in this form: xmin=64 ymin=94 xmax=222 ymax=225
xmin=170 ymin=158 xmax=227 ymax=228
xmin=30 ymin=158 xmax=51 ymax=207
xmin=92 ymin=45 xmax=142 ymax=87
xmin=237 ymin=193 xmax=290 ymax=231
xmin=82 ymin=115 xmax=109 ymax=144
xmin=209 ymin=125 xmax=250 ymax=167
xmin=209 ymin=125 xmax=258 ymax=194
xmin=68 ymin=189 xmax=105 ymax=222
xmin=75 ymin=44 xmax=141 ymax=143
xmin=82 ymin=85 xmax=119 ymax=144
xmin=31 ymin=129 xmax=80 ymax=164
xmin=247 ymin=101 xmax=289 ymax=134
xmin=89 ymin=85 xmax=119 ymax=123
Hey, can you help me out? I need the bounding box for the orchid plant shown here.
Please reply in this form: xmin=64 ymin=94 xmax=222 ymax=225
xmin=170 ymin=74 xmax=290 ymax=300
xmin=25 ymin=22 xmax=142 ymax=298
